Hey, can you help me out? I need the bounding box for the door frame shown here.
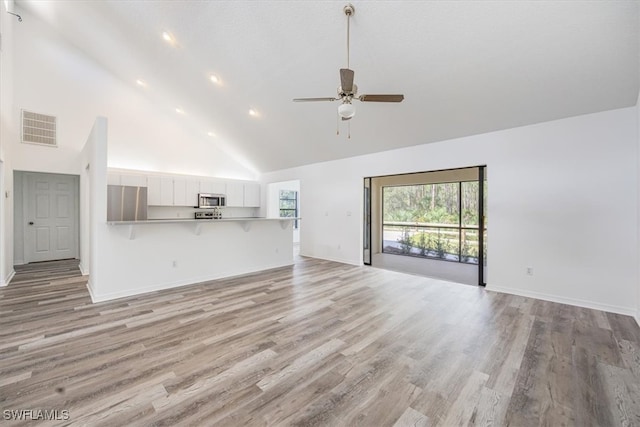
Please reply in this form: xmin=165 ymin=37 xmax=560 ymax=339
xmin=478 ymin=166 xmax=486 ymax=286
xmin=363 ymin=177 xmax=372 ymax=265
xmin=19 ymin=171 xmax=80 ymax=264
xmin=364 ymin=165 xmax=487 ymax=286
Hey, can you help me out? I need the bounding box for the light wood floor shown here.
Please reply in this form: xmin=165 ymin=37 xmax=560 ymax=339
xmin=1 ymin=258 xmax=640 ymax=426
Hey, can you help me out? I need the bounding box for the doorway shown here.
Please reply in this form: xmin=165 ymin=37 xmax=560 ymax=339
xmin=14 ymin=171 xmax=80 ymax=264
xmin=364 ymin=166 xmax=487 ymax=286
xmin=267 ymin=180 xmax=301 ymax=256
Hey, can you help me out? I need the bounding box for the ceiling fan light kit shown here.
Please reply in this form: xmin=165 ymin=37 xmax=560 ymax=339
xmin=338 ymin=102 xmax=356 ymax=119
xmin=293 ymin=3 xmax=404 ymax=135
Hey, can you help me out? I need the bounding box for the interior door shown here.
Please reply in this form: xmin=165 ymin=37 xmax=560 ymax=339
xmin=25 ymin=173 xmax=78 ymax=263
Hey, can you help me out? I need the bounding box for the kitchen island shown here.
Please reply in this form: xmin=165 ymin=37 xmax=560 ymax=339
xmin=89 ymin=217 xmax=300 ymax=302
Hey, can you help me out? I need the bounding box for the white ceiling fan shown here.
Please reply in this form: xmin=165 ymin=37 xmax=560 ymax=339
xmin=293 ymin=4 xmax=404 ymax=134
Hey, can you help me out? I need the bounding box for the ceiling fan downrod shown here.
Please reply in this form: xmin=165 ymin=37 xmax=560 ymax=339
xmin=344 ymin=4 xmax=354 ymax=70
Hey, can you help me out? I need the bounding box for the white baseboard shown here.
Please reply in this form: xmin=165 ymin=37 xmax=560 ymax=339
xmin=78 ymin=262 xmax=89 ymax=276
xmin=86 ymin=279 xmax=97 ymax=301
xmin=1 ymin=269 xmax=15 ymax=286
xmin=488 ymin=285 xmax=636 ymax=317
xmin=87 ymin=261 xmax=294 ymax=303
xmin=301 ymin=253 xmax=362 ymax=267
xmin=635 ymin=311 xmax=640 ymax=328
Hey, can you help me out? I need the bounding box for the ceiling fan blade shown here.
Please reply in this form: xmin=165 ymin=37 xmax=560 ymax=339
xmin=340 ymin=68 xmax=355 ymax=93
xmin=358 ymin=94 xmax=404 ymax=102
xmin=293 ymin=97 xmax=339 ymax=102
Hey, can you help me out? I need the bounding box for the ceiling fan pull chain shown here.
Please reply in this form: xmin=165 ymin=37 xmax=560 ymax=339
xmin=348 ymin=121 xmax=351 ymax=139
xmin=336 ymin=112 xmax=340 ymax=135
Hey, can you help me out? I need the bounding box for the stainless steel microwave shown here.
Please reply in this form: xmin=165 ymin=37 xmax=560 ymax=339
xmin=198 ymin=193 xmax=226 ymax=208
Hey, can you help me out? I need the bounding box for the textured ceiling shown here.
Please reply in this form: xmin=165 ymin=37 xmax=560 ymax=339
xmin=15 ymin=1 xmax=640 ymax=172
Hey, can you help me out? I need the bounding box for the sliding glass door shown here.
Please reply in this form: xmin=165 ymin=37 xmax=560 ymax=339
xmin=366 ymin=166 xmax=487 ymax=286
xmin=363 ymin=177 xmax=371 ymax=265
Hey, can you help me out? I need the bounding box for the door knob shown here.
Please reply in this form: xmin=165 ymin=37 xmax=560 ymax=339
xmin=28 ymin=221 xmax=34 ymax=225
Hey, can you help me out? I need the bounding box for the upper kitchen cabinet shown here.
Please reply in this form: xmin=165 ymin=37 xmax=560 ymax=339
xmin=107 ymin=172 xmax=121 ymax=186
xmin=243 ymin=183 xmax=261 ymax=207
xmin=185 ymin=179 xmax=200 ymax=207
xmin=120 ymin=174 xmax=147 ymax=187
xmin=174 ymin=178 xmax=201 ymax=206
xmin=173 ymin=178 xmax=187 ymax=206
xmin=116 ymin=170 xmax=259 ymax=208
xmin=107 ymin=172 xmax=147 ymax=187
xmin=226 ymin=182 xmax=260 ymax=207
xmin=200 ymin=180 xmax=226 ymax=195
xmin=226 ymin=182 xmax=245 ymax=207
xmin=147 ymin=176 xmax=174 ymax=206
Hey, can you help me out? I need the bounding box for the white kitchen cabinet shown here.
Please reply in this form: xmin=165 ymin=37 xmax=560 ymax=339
xmin=243 ymin=183 xmax=261 ymax=207
xmin=185 ymin=179 xmax=200 ymax=207
xmin=120 ymin=174 xmax=147 ymax=187
xmin=160 ymin=177 xmax=174 ymax=205
xmin=173 ymin=178 xmax=187 ymax=206
xmin=200 ymin=180 xmax=226 ymax=195
xmin=211 ymin=182 xmax=226 ymax=194
xmin=107 ymin=173 xmax=121 ymax=186
xmin=199 ymin=180 xmax=213 ymax=194
xmin=226 ymin=182 xmax=245 ymax=207
xmin=147 ymin=176 xmax=174 ymax=205
xmin=145 ymin=173 xmax=260 ymax=207
xmin=147 ymin=176 xmax=161 ymax=205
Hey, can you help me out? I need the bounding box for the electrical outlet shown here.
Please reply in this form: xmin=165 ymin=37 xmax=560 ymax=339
xmin=526 ymin=267 xmax=533 ymax=276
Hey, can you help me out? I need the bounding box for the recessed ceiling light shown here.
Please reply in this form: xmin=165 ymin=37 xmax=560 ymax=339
xmin=248 ymin=108 xmax=258 ymax=117
xmin=175 ymin=107 xmax=185 ymax=114
xmin=207 ymin=131 xmax=216 ymax=137
xmin=162 ymin=31 xmax=175 ymax=44
xmin=209 ymin=74 xmax=220 ymax=84
xmin=136 ymin=79 xmax=147 ymax=87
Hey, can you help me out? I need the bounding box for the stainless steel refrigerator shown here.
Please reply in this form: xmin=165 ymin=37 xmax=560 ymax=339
xmin=107 ymin=185 xmax=148 ymax=221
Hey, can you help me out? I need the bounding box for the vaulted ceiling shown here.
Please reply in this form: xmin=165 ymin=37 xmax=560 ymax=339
xmin=15 ymin=1 xmax=639 ymax=172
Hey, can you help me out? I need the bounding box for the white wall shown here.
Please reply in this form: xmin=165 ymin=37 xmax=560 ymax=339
xmin=262 ymin=107 xmax=639 ymax=316
xmin=637 ymin=91 xmax=640 ymax=326
xmin=266 ymin=180 xmax=300 ymax=243
xmin=79 ymin=117 xmax=108 ymax=284
xmin=0 ymin=0 xmax=17 ymax=285
xmin=9 ymin=6 xmax=257 ymax=179
xmin=636 ymin=5 xmax=640 ymax=327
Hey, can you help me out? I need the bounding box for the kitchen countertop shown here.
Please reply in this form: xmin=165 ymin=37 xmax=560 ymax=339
xmin=107 ymin=217 xmax=300 ymax=225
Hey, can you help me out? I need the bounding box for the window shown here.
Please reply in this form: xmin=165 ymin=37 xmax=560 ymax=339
xmin=382 ymin=181 xmax=480 ymax=264
xmin=279 ymin=190 xmax=298 ymax=229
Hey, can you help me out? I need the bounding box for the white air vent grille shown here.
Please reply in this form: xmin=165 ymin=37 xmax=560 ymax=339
xmin=22 ymin=110 xmax=57 ymax=147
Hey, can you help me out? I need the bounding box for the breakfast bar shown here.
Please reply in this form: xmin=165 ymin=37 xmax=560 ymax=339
xmin=89 ymin=216 xmax=299 ymax=302
xmin=107 ymin=217 xmax=298 ymax=239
